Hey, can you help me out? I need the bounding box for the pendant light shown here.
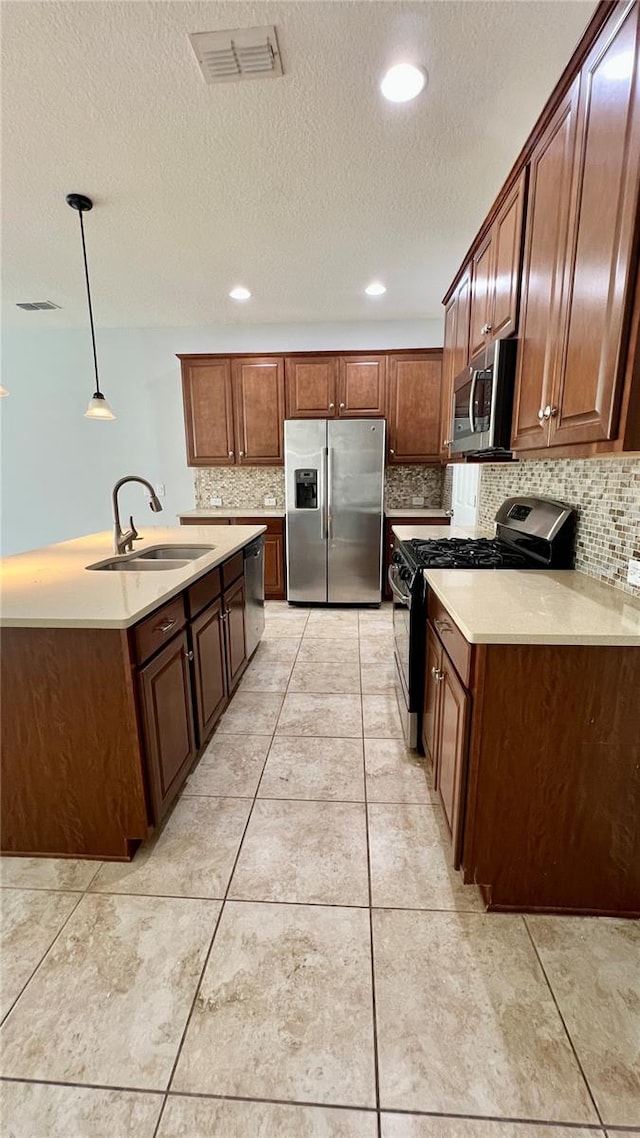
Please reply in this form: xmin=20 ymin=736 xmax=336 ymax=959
xmin=0 ymin=386 xmax=9 ymax=397
xmin=66 ymin=193 xmax=116 ymax=421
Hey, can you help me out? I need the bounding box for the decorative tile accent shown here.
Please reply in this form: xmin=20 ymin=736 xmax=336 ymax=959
xmin=477 ymin=456 xmax=640 ymax=597
xmin=194 ymin=463 xmax=443 ymax=511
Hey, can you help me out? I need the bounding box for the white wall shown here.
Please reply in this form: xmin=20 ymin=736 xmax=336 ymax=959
xmin=0 ymin=318 xmax=443 ymax=555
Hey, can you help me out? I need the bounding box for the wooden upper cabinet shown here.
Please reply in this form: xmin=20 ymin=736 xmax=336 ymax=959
xmin=441 ymin=266 xmax=472 ymax=456
xmin=181 ymin=357 xmax=235 ymax=466
xmin=550 ymin=0 xmax=640 ymax=448
xmin=285 ymin=357 xmax=338 ymax=417
xmin=338 ymin=355 xmax=386 ymax=416
xmin=512 ymin=80 xmax=581 ymax=451
xmin=387 ymin=353 xmax=443 ymax=463
xmin=468 ymin=233 xmax=494 ymax=358
xmin=232 ymin=357 xmax=285 ymax=465
xmin=491 ymin=169 xmax=527 ymax=340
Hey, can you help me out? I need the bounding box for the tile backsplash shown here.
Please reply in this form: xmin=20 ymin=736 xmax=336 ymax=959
xmin=194 ymin=464 xmax=443 ymax=511
xmin=476 ymin=456 xmax=640 ymax=597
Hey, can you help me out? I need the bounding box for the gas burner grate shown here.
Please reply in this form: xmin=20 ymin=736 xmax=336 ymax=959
xmin=407 ymin=537 xmax=530 ymax=571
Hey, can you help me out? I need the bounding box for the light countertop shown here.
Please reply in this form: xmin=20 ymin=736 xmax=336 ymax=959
xmin=0 ymin=525 xmax=265 ymax=630
xmin=384 ymin=508 xmax=452 ymax=519
xmin=179 ymin=508 xmax=285 ymax=519
xmin=424 ymin=568 xmax=640 ymax=647
xmin=392 ymin=524 xmax=492 ymax=542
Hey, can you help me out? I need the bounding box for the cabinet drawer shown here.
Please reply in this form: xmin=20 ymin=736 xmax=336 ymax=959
xmin=179 ymin=517 xmax=230 ymax=525
xmin=187 ymin=567 xmax=222 ymax=619
xmin=427 ymin=593 xmax=471 ymax=687
xmin=133 ymin=595 xmax=186 ymax=665
xmin=222 ymin=551 xmax=244 ymax=589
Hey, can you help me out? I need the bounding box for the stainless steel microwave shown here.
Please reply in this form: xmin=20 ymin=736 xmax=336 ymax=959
xmin=450 ymin=339 xmax=518 ymax=455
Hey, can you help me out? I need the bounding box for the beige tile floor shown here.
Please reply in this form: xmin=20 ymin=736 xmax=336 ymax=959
xmin=1 ymin=601 xmax=639 ymax=1137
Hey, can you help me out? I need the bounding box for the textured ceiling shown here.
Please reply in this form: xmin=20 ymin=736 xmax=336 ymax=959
xmin=1 ymin=0 xmax=595 ymax=328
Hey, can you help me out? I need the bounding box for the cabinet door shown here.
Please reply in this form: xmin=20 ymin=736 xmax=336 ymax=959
xmin=437 ymin=650 xmax=470 ymax=866
xmin=190 ymin=598 xmax=228 ymax=745
xmin=387 ymin=354 xmax=443 ymax=463
xmin=224 ymin=576 xmax=247 ymax=691
xmin=490 ymin=169 xmax=527 ymax=340
xmin=232 ymin=357 xmax=285 ymax=465
xmin=550 ymin=0 xmax=640 ymax=447
xmin=511 ymin=80 xmax=580 ymax=451
xmin=441 ymin=297 xmax=457 ymax=458
xmin=181 ymin=358 xmax=235 ymax=466
xmin=422 ymin=625 xmax=442 ymax=778
xmin=338 ymin=356 xmax=386 ymax=416
xmin=453 ymin=267 xmax=472 ymax=378
xmin=468 ymin=233 xmax=493 ymax=358
xmin=264 ymin=524 xmax=286 ymax=599
xmin=285 ymin=357 xmax=338 ymax=417
xmin=138 ymin=630 xmax=196 ymax=823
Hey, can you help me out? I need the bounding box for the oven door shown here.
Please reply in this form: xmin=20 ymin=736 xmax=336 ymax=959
xmin=450 ymin=352 xmax=494 ymax=454
xmin=388 ymin=564 xmax=417 ymax=748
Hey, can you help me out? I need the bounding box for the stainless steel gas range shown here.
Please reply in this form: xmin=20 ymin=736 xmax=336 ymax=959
xmin=389 ymin=496 xmax=576 ymax=749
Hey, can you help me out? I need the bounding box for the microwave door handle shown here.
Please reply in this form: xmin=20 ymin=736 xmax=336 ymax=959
xmin=468 ymin=369 xmax=478 ymax=433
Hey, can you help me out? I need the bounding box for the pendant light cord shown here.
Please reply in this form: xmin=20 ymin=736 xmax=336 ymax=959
xmin=77 ymin=209 xmax=101 ymax=395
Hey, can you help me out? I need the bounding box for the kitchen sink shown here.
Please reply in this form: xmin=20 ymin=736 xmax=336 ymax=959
xmin=136 ymin=545 xmax=215 ymax=560
xmin=88 ymin=557 xmax=190 ymax=572
xmin=86 ymin=544 xmax=215 ymax=572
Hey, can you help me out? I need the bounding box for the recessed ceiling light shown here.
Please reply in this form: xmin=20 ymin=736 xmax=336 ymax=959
xmin=365 ymin=281 xmax=386 ymax=297
xmin=229 ymin=286 xmax=251 ymax=300
xmin=380 ymin=63 xmax=427 ymax=103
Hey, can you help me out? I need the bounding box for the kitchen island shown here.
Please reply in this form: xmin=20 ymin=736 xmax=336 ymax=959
xmin=393 ymin=523 xmax=640 ymax=916
xmin=1 ymin=525 xmax=265 ymax=860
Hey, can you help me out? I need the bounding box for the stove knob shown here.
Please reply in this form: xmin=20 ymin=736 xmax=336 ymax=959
xmin=391 ymin=551 xmax=403 ymax=565
xmin=400 ymin=566 xmax=412 ymax=582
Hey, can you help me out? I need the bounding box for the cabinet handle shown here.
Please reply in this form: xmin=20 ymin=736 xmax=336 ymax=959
xmin=434 ymin=617 xmax=452 ymax=634
xmin=431 ymin=666 xmax=444 ymax=682
xmin=155 ymin=618 xmax=176 ymax=634
xmin=184 ymin=649 xmax=194 ymax=661
xmin=228 ymin=450 xmax=234 ymax=457
xmin=481 ymin=322 xmax=493 ymax=334
xmin=543 ymin=405 xmax=558 ymax=420
xmin=339 ymin=402 xmax=345 ymax=409
xmin=328 ymin=402 xmax=335 ymax=410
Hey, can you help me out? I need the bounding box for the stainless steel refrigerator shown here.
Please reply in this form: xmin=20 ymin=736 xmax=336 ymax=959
xmin=285 ymin=418 xmax=385 ymax=604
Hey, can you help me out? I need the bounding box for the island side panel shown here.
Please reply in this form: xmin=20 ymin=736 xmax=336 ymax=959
xmin=463 ymin=642 xmax=640 ymax=916
xmin=1 ymin=626 xmax=150 ymax=859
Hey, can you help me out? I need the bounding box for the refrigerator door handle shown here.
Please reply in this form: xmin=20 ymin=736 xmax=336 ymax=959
xmin=326 ymin=445 xmax=333 ymax=541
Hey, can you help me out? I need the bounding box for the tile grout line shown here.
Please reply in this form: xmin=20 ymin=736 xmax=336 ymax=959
xmin=359 ymin=619 xmax=383 ymax=1138
xmin=151 ymin=702 xmax=285 ymax=1138
xmin=152 ymin=607 xmax=312 ymax=1136
xmin=522 ymin=915 xmax=604 ymax=1129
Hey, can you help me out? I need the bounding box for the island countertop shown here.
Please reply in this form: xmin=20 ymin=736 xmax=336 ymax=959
xmin=179 ymin=508 xmax=285 ymax=519
xmin=0 ymin=525 xmax=265 ymax=630
xmin=424 ymin=568 xmax=640 ymax=647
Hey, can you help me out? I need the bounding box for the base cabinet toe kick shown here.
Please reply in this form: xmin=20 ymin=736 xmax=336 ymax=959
xmin=1 ymin=543 xmax=262 ymax=861
xmin=421 ymin=593 xmax=640 ymax=918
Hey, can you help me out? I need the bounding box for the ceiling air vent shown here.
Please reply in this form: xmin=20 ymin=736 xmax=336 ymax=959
xmin=16 ymin=300 xmax=61 ymax=311
xmin=189 ymin=26 xmax=283 ymax=84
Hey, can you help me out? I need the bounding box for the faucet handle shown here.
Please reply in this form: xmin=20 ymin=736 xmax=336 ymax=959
xmin=129 ymin=516 xmax=142 ymax=542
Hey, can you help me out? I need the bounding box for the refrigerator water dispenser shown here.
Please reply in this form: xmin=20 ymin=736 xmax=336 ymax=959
xmin=294 ymin=469 xmax=318 ymax=509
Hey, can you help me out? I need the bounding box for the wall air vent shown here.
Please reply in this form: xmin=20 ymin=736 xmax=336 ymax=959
xmin=189 ymin=26 xmax=283 ymax=84
xmin=16 ymin=301 xmax=61 ymax=311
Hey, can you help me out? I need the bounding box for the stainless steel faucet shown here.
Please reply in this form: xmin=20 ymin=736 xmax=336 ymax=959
xmin=112 ymin=475 xmax=163 ymax=555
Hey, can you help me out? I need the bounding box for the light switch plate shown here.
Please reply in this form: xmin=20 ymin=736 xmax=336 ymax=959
xmin=211 ymin=497 xmax=223 ymax=507
xmin=264 ymin=496 xmax=277 ymax=506
xmin=628 ymin=559 xmax=640 ymax=586
xmin=155 ymin=483 xmax=166 ymax=497
xmin=412 ymin=496 xmax=425 ymax=507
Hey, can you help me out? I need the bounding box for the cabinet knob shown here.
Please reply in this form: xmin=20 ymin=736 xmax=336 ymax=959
xmin=543 ymin=404 xmax=558 ymax=420
xmin=184 ymin=649 xmax=194 ymax=661
xmin=390 ymin=448 xmax=395 ymax=455
xmin=328 ymin=402 xmax=335 ymax=409
xmin=228 ymin=450 xmax=234 ymax=457
xmin=443 ymin=438 xmax=453 ymax=447
xmin=339 ymin=402 xmax=345 ymax=409
xmin=481 ymin=322 xmax=493 ymax=335
xmin=431 ymin=666 xmax=444 ymax=682
xmin=537 ymin=409 xmax=545 ymax=424
xmin=239 ymin=450 xmax=245 ymax=457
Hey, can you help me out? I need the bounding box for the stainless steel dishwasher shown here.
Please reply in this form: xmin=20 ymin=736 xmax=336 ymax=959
xmin=244 ymin=536 xmax=265 ymax=657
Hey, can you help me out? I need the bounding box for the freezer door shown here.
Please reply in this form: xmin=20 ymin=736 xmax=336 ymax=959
xmin=285 ymin=419 xmax=328 ymax=603
xmin=327 ymin=418 xmax=385 ymax=603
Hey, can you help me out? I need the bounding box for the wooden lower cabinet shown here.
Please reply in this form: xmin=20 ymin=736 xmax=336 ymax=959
xmin=223 ymin=575 xmax=247 ymax=690
xmin=421 ymin=595 xmax=640 ymax=916
xmin=180 ymin=516 xmax=286 ymax=600
xmin=138 ymin=630 xmax=197 ymax=824
xmin=190 ymin=597 xmax=228 ymax=744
